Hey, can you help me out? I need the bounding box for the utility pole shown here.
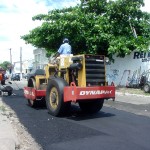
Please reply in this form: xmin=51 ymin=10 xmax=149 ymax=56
xmin=9 ymin=48 xmax=12 ymax=64
xmin=9 ymin=48 xmax=12 ymax=74
xmin=20 ymin=47 xmax=22 ymax=80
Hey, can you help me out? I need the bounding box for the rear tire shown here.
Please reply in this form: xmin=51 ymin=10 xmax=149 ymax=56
xmin=1 ymin=80 xmax=5 ymax=85
xmin=5 ymin=86 xmax=13 ymax=96
xmin=143 ymin=84 xmax=150 ymax=93
xmin=8 ymin=91 xmax=12 ymax=96
xmin=27 ymin=78 xmax=38 ymax=107
xmin=79 ymin=99 xmax=104 ymax=114
xmin=46 ymin=77 xmax=71 ymax=117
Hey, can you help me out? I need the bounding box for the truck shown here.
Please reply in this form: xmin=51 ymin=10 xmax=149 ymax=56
xmin=24 ymin=54 xmax=115 ymax=116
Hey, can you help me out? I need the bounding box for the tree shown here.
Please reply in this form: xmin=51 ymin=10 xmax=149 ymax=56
xmin=21 ymin=0 xmax=150 ymax=59
xmin=0 ymin=61 xmax=11 ymax=70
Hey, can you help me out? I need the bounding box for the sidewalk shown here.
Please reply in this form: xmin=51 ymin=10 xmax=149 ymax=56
xmin=0 ymin=97 xmax=19 ymax=150
xmin=115 ymin=91 xmax=150 ymax=105
xmin=115 ymin=88 xmax=150 ymax=105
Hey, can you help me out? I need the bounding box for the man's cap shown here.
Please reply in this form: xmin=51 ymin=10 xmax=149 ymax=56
xmin=63 ymin=38 xmax=69 ymax=43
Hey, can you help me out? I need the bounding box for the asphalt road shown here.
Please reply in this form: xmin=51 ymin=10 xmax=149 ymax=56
xmin=2 ymin=85 xmax=150 ymax=150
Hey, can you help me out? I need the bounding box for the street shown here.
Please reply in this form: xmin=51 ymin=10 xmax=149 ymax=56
xmin=1 ymin=80 xmax=150 ymax=150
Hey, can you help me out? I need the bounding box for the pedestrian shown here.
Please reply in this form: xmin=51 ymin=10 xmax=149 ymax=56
xmin=1 ymin=73 xmax=5 ymax=85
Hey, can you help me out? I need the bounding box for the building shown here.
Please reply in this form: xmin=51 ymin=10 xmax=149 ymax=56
xmin=33 ymin=48 xmax=49 ymax=69
xmin=12 ymin=48 xmax=48 ymax=74
xmin=13 ymin=59 xmax=34 ymax=74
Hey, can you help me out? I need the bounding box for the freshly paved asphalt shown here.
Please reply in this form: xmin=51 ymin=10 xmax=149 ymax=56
xmin=1 ymin=88 xmax=150 ymax=150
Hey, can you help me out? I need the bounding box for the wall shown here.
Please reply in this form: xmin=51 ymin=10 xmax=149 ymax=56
xmin=106 ymin=51 xmax=150 ymax=87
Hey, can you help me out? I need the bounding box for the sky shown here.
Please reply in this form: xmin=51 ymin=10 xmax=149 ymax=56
xmin=0 ymin=0 xmax=79 ymax=63
xmin=0 ymin=0 xmax=149 ymax=64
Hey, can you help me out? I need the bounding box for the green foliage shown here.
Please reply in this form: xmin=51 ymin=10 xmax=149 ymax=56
xmin=21 ymin=0 xmax=150 ymax=58
xmin=0 ymin=61 xmax=11 ymax=70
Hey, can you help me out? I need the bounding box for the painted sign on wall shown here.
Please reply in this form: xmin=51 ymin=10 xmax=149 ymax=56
xmin=106 ymin=51 xmax=150 ymax=87
xmin=133 ymin=51 xmax=150 ymax=62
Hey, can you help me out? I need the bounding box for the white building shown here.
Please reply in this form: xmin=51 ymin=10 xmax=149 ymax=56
xmin=13 ymin=48 xmax=49 ymax=74
xmin=33 ymin=48 xmax=49 ymax=69
xmin=13 ymin=59 xmax=34 ymax=74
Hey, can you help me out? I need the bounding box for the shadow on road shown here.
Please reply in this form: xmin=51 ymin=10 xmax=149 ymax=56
xmin=66 ymin=110 xmax=115 ymax=121
xmin=63 ymin=104 xmax=115 ymax=121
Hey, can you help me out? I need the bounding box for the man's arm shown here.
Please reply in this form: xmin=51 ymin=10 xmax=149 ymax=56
xmin=54 ymin=52 xmax=60 ymax=59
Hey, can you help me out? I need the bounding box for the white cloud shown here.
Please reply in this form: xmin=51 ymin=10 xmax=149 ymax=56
xmin=0 ymin=0 xmax=48 ymax=63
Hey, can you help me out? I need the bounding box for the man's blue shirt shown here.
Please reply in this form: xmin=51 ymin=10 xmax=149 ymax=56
xmin=58 ymin=43 xmax=71 ymax=54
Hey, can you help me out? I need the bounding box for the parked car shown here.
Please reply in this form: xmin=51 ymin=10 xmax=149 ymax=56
xmin=139 ymin=71 xmax=150 ymax=93
xmin=11 ymin=73 xmax=20 ymax=81
xmin=23 ymin=73 xmax=29 ymax=79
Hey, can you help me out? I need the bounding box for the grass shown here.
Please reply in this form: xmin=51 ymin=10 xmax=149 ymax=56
xmin=0 ymin=105 xmax=6 ymax=112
